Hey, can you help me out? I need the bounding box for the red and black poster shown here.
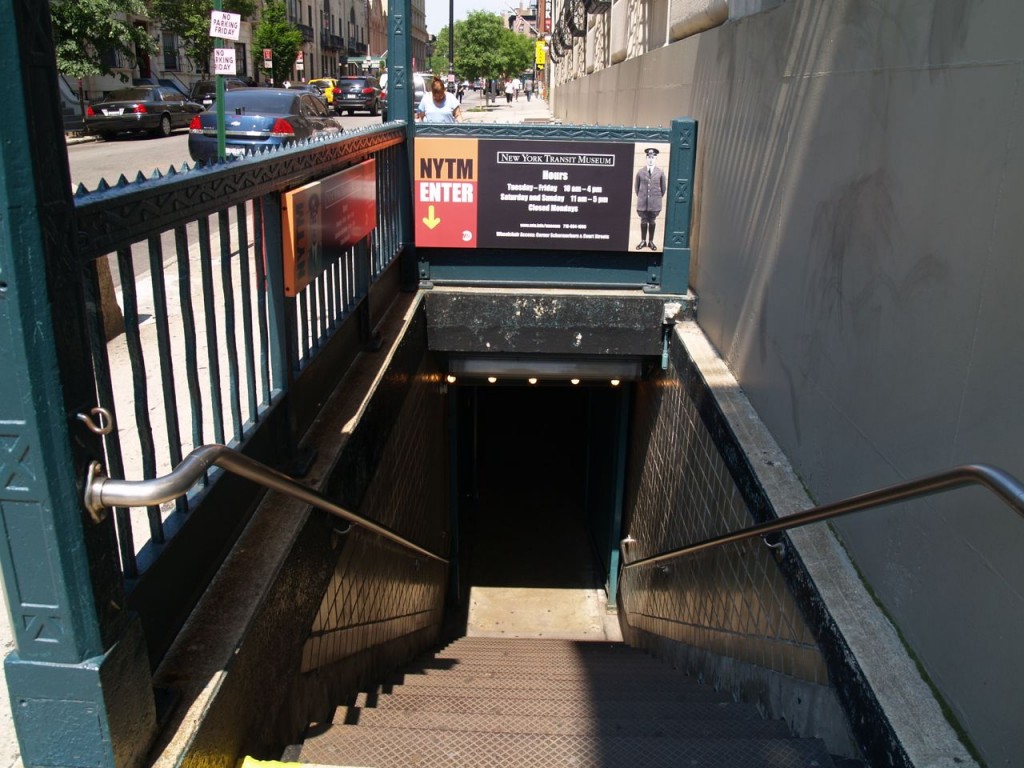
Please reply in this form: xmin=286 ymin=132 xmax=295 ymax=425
xmin=414 ymin=137 xmax=669 ymax=252
xmin=281 ymin=159 xmax=377 ymax=296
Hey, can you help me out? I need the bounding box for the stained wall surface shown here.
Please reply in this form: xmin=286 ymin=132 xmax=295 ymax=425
xmin=553 ymin=1 xmax=1024 ymax=765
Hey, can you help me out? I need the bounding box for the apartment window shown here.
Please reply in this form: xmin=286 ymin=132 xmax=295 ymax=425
xmin=234 ymin=43 xmax=247 ymax=75
xmin=100 ymin=48 xmax=120 ymax=70
xmin=162 ymin=32 xmax=179 ymax=70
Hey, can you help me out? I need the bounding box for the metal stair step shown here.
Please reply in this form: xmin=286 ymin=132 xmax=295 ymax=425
xmin=382 ymin=671 xmax=711 ymax=692
xmin=444 ymin=638 xmax=622 ymax=648
xmin=437 ymin=639 xmax=628 ymax=651
xmin=403 ymin=655 xmax=679 ymax=674
xmin=346 ymin=696 xmax=756 ymax=719
xmin=297 ymin=727 xmax=837 ymax=768
xmin=411 ymin=655 xmax=675 ymax=671
xmin=353 ymin=683 xmax=732 ymax=707
xmin=390 ymin=666 xmax=690 ymax=684
xmin=330 ymin=707 xmax=792 ymax=738
xmin=433 ymin=640 xmax=631 ymax=656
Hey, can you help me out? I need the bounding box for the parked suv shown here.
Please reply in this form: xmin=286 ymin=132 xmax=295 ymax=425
xmin=335 ymin=75 xmax=382 ymax=116
xmin=189 ymin=78 xmax=248 ymax=109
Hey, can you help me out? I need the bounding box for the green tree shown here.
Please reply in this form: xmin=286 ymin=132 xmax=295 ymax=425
xmin=434 ymin=12 xmax=537 ymax=85
xmin=251 ymin=0 xmax=302 ymax=86
xmin=499 ymin=25 xmax=535 ymax=78
xmin=150 ymin=0 xmax=257 ymax=76
xmin=50 ymin=0 xmax=157 ymax=79
xmin=427 ymin=27 xmax=450 ymax=80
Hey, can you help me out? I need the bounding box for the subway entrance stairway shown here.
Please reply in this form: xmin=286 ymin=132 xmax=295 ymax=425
xmin=281 ymin=382 xmax=854 ymax=768
xmin=286 ymin=636 xmax=846 ymax=767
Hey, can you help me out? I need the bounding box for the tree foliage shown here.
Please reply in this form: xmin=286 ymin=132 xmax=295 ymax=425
xmin=50 ymin=0 xmax=157 ymax=79
xmin=150 ymin=0 xmax=257 ymax=76
xmin=426 ymin=28 xmax=451 ymax=80
xmin=429 ymin=12 xmax=537 ymax=84
xmin=251 ymin=0 xmax=303 ymax=86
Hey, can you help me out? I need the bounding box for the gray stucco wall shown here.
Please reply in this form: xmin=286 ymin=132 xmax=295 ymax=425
xmin=554 ymin=1 xmax=1024 ymax=765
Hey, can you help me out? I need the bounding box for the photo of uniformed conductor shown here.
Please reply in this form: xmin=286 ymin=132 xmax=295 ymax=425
xmin=634 ymin=147 xmax=667 ymax=250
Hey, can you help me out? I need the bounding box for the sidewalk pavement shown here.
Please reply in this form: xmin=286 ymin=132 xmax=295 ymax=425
xmin=458 ymin=89 xmax=556 ymax=124
xmin=1 ymin=594 xmax=18 ymax=768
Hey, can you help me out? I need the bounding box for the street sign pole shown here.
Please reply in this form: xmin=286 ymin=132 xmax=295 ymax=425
xmin=215 ymin=0 xmax=226 ymax=161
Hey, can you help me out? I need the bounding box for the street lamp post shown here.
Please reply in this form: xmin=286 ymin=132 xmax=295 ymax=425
xmin=448 ymin=0 xmax=455 ymax=90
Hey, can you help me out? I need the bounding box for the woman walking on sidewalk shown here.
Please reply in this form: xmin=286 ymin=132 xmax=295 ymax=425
xmin=504 ymin=79 xmax=514 ymax=104
xmin=416 ymin=77 xmax=462 ymax=123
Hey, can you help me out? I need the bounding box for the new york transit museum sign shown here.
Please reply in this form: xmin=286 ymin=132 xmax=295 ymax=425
xmin=414 ymin=137 xmax=667 ymax=251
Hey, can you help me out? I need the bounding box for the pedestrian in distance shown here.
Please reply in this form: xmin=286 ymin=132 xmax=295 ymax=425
xmin=524 ymin=79 xmax=533 ymax=102
xmin=416 ymin=77 xmax=462 ymax=123
xmin=511 ymin=76 xmax=522 ymax=100
xmin=505 ymin=79 xmax=514 ymax=104
xmin=634 ymin=147 xmax=666 ymax=250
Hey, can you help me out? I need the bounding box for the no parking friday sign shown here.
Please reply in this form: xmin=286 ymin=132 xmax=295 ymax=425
xmin=414 ymin=137 xmax=647 ymax=251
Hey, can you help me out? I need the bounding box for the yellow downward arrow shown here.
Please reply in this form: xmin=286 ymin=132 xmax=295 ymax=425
xmin=422 ymin=205 xmax=441 ymax=230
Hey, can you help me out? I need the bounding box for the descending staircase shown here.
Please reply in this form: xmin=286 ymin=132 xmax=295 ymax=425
xmin=288 ymin=637 xmax=846 ymax=767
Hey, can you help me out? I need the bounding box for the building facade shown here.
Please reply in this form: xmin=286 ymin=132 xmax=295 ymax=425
xmin=62 ymin=0 xmax=426 ymax=111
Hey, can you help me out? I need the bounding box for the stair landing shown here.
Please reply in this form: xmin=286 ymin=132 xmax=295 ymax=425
xmin=466 ymin=586 xmax=621 ymax=640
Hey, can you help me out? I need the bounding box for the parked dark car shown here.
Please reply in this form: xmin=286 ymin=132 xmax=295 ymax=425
xmin=187 ymin=88 xmax=343 ymax=163
xmin=188 ymin=78 xmax=248 ymax=109
xmin=284 ymin=82 xmax=328 ymax=108
xmin=85 ymin=85 xmax=203 ymax=140
xmin=335 ymin=75 xmax=382 ymax=116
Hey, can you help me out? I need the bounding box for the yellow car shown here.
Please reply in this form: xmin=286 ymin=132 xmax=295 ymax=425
xmin=308 ymin=78 xmax=342 ymax=113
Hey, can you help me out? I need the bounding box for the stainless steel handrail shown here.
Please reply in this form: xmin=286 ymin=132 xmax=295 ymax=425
xmin=622 ymin=463 xmax=1024 ymax=571
xmin=83 ymin=445 xmax=448 ymax=564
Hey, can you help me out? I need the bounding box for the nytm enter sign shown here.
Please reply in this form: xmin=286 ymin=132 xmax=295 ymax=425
xmin=414 ymin=138 xmax=479 ymax=247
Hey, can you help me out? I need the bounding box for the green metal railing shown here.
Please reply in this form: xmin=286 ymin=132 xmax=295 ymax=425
xmin=73 ymin=125 xmax=408 ymax=579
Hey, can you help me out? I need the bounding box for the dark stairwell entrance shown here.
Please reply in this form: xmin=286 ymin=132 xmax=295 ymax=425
xmin=290 ymin=362 xmax=848 ymax=768
xmin=450 ymin=383 xmax=626 ymax=640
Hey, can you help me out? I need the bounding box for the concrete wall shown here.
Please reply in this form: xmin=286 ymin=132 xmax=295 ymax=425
xmin=554 ymin=1 xmax=1024 ymax=765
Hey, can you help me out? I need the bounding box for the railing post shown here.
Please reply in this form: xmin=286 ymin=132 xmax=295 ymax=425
xmin=261 ymin=191 xmax=310 ymax=472
xmin=387 ymin=0 xmax=419 ymax=289
xmin=0 ymin=3 xmax=156 ymax=767
xmin=659 ymin=118 xmax=698 ymax=294
xmin=262 ymin=192 xmax=295 ymax=393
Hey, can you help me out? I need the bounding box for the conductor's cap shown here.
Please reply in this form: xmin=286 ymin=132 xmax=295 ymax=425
xmin=644 ymin=147 xmax=660 ymax=157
